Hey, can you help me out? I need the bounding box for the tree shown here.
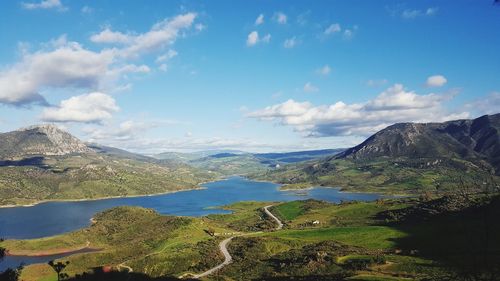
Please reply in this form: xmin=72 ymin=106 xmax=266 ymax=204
xmin=48 ymin=260 xmax=70 ymax=281
xmin=0 ymin=238 xmax=22 ymax=281
xmin=0 ymin=238 xmax=5 ymax=260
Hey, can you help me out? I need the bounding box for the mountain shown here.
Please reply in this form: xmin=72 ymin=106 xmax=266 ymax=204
xmin=336 ymin=114 xmax=500 ymax=174
xmin=257 ymin=114 xmax=500 ymax=193
xmin=154 ymin=149 xmax=345 ymax=176
xmin=0 ymin=125 xmax=215 ymax=206
xmin=0 ymin=124 xmax=92 ymax=159
xmin=255 ymin=149 xmax=344 ymax=163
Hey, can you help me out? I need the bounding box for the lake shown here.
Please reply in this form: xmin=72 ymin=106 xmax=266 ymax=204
xmin=0 ymin=176 xmax=385 ymax=271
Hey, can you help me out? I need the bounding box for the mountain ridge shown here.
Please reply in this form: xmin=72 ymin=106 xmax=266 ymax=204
xmin=335 ymin=113 xmax=500 ymax=174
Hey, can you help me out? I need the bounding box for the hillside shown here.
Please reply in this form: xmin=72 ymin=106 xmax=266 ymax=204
xmin=256 ymin=114 xmax=500 ymax=194
xmin=3 ymin=194 xmax=499 ymax=280
xmin=154 ymin=149 xmax=344 ymax=176
xmin=0 ymin=125 xmax=215 ymax=206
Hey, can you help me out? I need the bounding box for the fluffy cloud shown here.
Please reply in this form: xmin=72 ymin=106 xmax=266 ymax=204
xmin=255 ymin=14 xmax=264 ymax=25
xmin=284 ymin=37 xmax=298 ymax=48
xmin=324 ymin=23 xmax=341 ymax=35
xmin=0 ymin=38 xmax=114 ymax=106
xmin=91 ymin=13 xmax=196 ymax=58
xmin=90 ymin=28 xmax=132 ymax=44
xmin=273 ymin=12 xmax=287 ymax=24
xmin=248 ymin=84 xmax=468 ymax=137
xmin=22 ymin=0 xmax=67 ymax=11
xmin=316 ymin=65 xmax=331 ymax=76
xmin=247 ymin=31 xmax=259 ymax=46
xmin=426 ymin=75 xmax=447 ymax=87
xmin=0 ymin=13 xmax=200 ymax=108
xmin=246 ymin=31 xmax=270 ymax=46
xmin=40 ymin=92 xmax=119 ymax=123
xmin=303 ymin=82 xmax=319 ymax=93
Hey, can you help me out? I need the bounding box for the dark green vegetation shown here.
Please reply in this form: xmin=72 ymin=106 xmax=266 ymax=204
xmin=0 ymin=125 xmax=215 ymax=206
xmin=256 ymin=114 xmax=500 ymax=194
xmin=2 ymin=193 xmax=499 ymax=281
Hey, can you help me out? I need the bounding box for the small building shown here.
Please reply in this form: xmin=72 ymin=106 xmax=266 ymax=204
xmin=312 ymin=220 xmax=320 ymax=225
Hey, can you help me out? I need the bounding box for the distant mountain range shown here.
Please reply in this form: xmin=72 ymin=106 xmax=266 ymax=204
xmin=0 ymin=124 xmax=343 ymax=206
xmin=2 ymin=113 xmax=498 ymax=204
xmin=153 ymin=148 xmax=345 ymax=175
xmin=259 ymin=114 xmax=500 ymax=193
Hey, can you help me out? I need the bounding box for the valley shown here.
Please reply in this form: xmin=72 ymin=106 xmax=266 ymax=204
xmin=1 ymin=114 xmax=500 ymax=281
xmin=2 ymin=192 xmax=499 ymax=280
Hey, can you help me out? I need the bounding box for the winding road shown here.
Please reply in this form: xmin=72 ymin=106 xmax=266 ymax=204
xmin=188 ymin=205 xmax=283 ymax=279
xmin=191 ymin=237 xmax=234 ymax=279
xmin=263 ymin=205 xmax=283 ymax=230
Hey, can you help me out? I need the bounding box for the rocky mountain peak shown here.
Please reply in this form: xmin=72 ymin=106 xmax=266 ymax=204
xmin=1 ymin=124 xmax=93 ymax=158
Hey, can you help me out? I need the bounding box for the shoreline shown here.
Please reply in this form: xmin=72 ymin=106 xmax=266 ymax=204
xmin=0 ymin=178 xmax=225 ymax=209
xmin=6 ymin=246 xmax=100 ymax=257
xmin=266 ymin=179 xmax=410 ymax=197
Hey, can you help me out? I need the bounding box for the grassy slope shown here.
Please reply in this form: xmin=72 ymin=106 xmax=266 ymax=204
xmin=3 ymin=196 xmax=499 ymax=281
xmin=0 ymin=153 xmax=216 ymax=206
xmin=254 ymin=157 xmax=497 ymax=195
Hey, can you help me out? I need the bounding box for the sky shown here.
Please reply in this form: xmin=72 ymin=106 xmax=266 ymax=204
xmin=0 ymin=0 xmax=499 ymax=153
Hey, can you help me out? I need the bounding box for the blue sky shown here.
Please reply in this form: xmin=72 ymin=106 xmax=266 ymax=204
xmin=0 ymin=0 xmax=499 ymax=153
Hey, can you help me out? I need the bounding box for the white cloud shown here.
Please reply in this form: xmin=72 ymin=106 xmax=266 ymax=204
xmin=324 ymin=23 xmax=341 ymax=35
xmin=426 ymin=7 xmax=439 ymax=16
xmin=246 ymin=31 xmax=270 ymax=46
xmin=255 ymin=14 xmax=264 ymax=25
xmin=156 ymin=49 xmax=178 ymax=63
xmin=465 ymin=92 xmax=500 ymax=115
xmin=343 ymin=29 xmax=354 ymax=40
xmin=90 ymin=28 xmax=132 ymax=44
xmin=0 ymin=38 xmax=114 ymax=106
xmin=426 ymin=75 xmax=447 ymax=87
xmin=81 ymin=5 xmax=92 ymax=14
xmin=0 ymin=13 xmax=199 ymax=107
xmin=246 ymin=31 xmax=259 ymax=46
xmin=261 ymin=33 xmax=271 ymax=43
xmin=316 ymin=65 xmax=331 ymax=76
xmin=22 ymin=0 xmax=67 ymax=11
xmin=248 ymin=84 xmax=468 ymax=137
xmin=91 ymin=13 xmax=197 ymax=58
xmin=402 ymin=7 xmax=438 ymax=19
xmin=303 ymin=82 xmax=319 ymax=93
xmin=195 ymin=23 xmax=206 ymax=32
xmin=273 ymin=12 xmax=287 ymax=24
xmin=283 ymin=37 xmax=298 ymax=48
xmin=41 ymin=92 xmax=119 ymax=123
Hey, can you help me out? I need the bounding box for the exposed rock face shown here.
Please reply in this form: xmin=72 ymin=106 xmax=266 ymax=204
xmin=335 ymin=113 xmax=500 ymax=174
xmin=0 ymin=124 xmax=93 ymax=159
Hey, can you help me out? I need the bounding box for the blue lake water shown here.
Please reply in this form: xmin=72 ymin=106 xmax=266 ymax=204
xmin=0 ymin=176 xmax=385 ymax=271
